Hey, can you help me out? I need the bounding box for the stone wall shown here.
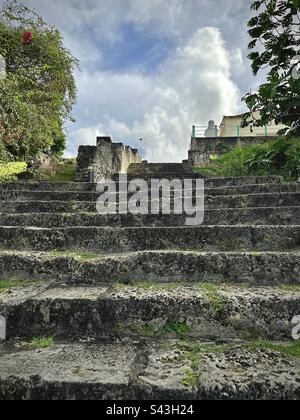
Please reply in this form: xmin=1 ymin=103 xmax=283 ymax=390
xmin=76 ymin=137 xmax=141 ymax=182
xmin=188 ymin=136 xmax=278 ymax=168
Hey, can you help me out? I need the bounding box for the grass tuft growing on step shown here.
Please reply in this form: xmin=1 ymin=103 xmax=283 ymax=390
xmin=245 ymin=340 xmax=300 ymax=358
xmin=181 ymin=370 xmax=199 ymax=388
xmin=120 ymin=320 xmax=193 ymax=340
xmin=0 ymin=279 xmax=40 ymax=292
xmin=280 ymin=284 xmax=300 ymax=293
xmin=179 ymin=342 xmax=230 ymax=388
xmin=200 ymin=283 xmax=228 ymax=318
xmin=160 ymin=321 xmax=193 ymax=340
xmin=28 ymin=337 xmax=55 ymax=349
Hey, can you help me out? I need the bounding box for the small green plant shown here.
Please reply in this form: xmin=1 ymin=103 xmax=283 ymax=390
xmin=178 ymin=341 xmax=230 ymax=388
xmin=123 ymin=320 xmax=193 ymax=339
xmin=200 ymin=283 xmax=228 ymax=318
xmin=29 ymin=337 xmax=55 ymax=349
xmin=160 ymin=321 xmax=193 ymax=339
xmin=181 ymin=369 xmax=199 ymax=388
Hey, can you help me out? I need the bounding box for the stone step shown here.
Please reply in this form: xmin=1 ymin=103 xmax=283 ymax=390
xmin=127 ymin=162 xmax=191 ymax=175
xmin=1 ymin=284 xmax=300 ymax=341
xmin=113 ymin=173 xmax=285 ymax=188
xmin=206 ymin=183 xmax=299 ymax=196
xmin=203 ymin=175 xmax=284 ymax=188
xmin=0 ymin=182 xmax=97 ymax=192
xmin=0 ymin=250 xmax=299 ymax=285
xmin=1 ymin=339 xmax=299 ymax=400
xmin=2 ymin=183 xmax=295 ymax=202
xmin=206 ymin=192 xmax=300 ymax=209
xmin=0 ymin=176 xmax=285 ymax=192
xmin=0 ymin=193 xmax=299 ymax=214
xmin=0 ymin=225 xmax=299 ymax=252
xmin=1 ymin=206 xmax=300 ymax=227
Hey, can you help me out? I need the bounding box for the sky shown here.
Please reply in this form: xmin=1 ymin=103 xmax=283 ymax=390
xmin=2 ymin=0 xmax=265 ymax=162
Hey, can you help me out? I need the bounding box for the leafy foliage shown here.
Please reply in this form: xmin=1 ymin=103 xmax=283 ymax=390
xmin=0 ymin=160 xmax=27 ymax=181
xmin=242 ymin=0 xmax=300 ymax=135
xmin=195 ymin=138 xmax=300 ymax=180
xmin=0 ymin=0 xmax=78 ymax=160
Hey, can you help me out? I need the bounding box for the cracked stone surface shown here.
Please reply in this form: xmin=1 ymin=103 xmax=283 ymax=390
xmin=1 ymin=284 xmax=300 ymax=341
xmin=0 ymin=340 xmax=299 ymax=400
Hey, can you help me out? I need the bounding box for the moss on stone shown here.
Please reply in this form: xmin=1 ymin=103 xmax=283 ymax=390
xmin=279 ymin=284 xmax=300 ymax=293
xmin=177 ymin=339 xmax=300 ymax=388
xmin=245 ymin=340 xmax=300 ymax=358
xmin=118 ymin=320 xmax=193 ymax=340
xmin=0 ymin=279 xmax=40 ymax=292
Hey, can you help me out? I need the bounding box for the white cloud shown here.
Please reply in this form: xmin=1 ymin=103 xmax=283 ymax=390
xmin=17 ymin=0 xmax=252 ymax=61
xmin=0 ymin=0 xmax=252 ymax=161
xmin=67 ymin=27 xmax=242 ymax=162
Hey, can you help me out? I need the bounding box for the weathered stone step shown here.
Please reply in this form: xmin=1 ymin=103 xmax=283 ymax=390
xmin=207 ymin=192 xmax=300 ymax=209
xmin=207 ymin=183 xmax=299 ymax=196
xmin=0 ymin=225 xmax=299 ymax=252
xmin=0 ymin=182 xmax=97 ymax=192
xmin=0 ymin=250 xmax=299 ymax=285
xmin=2 ymin=183 xmax=296 ymax=202
xmin=127 ymin=162 xmax=190 ymax=174
xmin=1 ymin=340 xmax=299 ymax=400
xmin=0 ymin=193 xmax=299 ymax=214
xmin=203 ymin=175 xmax=284 ymax=188
xmin=0 ymin=176 xmax=284 ymax=193
xmin=1 ymin=206 xmax=300 ymax=227
xmin=1 ymin=284 xmax=300 ymax=341
xmin=123 ymin=175 xmax=285 ymax=187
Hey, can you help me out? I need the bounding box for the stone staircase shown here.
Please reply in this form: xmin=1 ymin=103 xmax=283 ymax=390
xmin=0 ymin=172 xmax=300 ymax=400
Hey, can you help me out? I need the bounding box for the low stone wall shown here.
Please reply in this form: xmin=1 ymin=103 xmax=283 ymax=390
xmin=188 ymin=136 xmax=277 ymax=168
xmin=76 ymin=137 xmax=141 ymax=182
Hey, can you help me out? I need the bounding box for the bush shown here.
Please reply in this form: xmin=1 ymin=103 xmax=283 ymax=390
xmin=0 ymin=1 xmax=78 ymax=160
xmin=195 ymin=138 xmax=300 ymax=180
xmin=0 ymin=161 xmax=27 ymax=181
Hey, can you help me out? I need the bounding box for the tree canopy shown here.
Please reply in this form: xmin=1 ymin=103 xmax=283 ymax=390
xmin=242 ymin=0 xmax=300 ymax=136
xmin=0 ymin=0 xmax=78 ymax=160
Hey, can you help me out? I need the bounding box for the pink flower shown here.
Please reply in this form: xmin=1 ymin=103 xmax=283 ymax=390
xmin=23 ymin=32 xmax=33 ymax=45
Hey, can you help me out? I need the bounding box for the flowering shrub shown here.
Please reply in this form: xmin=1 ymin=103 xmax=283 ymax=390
xmin=23 ymin=31 xmax=33 ymax=44
xmin=0 ymin=2 xmax=78 ymax=160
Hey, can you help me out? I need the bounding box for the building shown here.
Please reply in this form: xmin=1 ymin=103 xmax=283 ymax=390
xmin=219 ymin=112 xmax=287 ymax=137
